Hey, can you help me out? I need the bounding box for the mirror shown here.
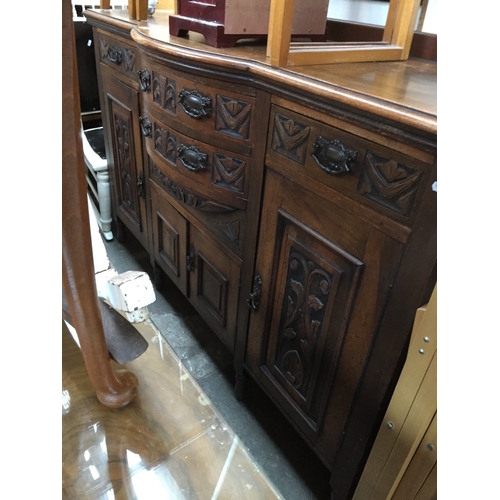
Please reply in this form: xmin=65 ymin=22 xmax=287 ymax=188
xmin=327 ymin=0 xmax=437 ymax=34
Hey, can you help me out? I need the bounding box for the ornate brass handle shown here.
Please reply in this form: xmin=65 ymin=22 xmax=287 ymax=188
xmin=137 ymin=68 xmax=151 ymax=92
xmin=178 ymin=88 xmax=211 ymax=119
xmin=247 ymin=275 xmax=262 ymax=311
xmin=107 ymin=46 xmax=122 ymax=65
xmin=139 ymin=115 xmax=152 ymax=137
xmin=311 ymin=136 xmax=357 ymax=175
xmin=177 ymin=144 xmax=208 ymax=172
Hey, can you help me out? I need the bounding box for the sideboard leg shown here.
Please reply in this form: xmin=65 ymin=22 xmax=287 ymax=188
xmin=234 ymin=371 xmax=246 ymax=400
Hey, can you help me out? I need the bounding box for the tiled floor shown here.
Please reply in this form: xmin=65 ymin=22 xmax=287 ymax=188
xmin=62 ymin=222 xmax=332 ymax=500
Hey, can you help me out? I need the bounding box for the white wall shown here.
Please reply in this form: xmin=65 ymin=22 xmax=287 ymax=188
xmin=327 ymin=0 xmax=437 ymax=34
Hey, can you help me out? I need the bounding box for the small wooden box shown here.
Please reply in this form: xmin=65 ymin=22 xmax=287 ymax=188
xmin=169 ymin=0 xmax=328 ymax=48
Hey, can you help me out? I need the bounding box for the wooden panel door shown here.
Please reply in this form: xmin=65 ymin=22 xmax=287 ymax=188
xmin=150 ymin=181 xmax=189 ymax=296
xmin=245 ymin=167 xmax=404 ymax=464
xmin=188 ymin=224 xmax=241 ymax=352
xmin=101 ymin=65 xmax=148 ymax=249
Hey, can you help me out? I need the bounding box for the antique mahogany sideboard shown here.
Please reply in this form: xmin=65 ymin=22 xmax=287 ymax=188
xmin=84 ymin=9 xmax=437 ymax=499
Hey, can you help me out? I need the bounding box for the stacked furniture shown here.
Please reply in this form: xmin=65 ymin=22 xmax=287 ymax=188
xmin=84 ymin=8 xmax=436 ymax=499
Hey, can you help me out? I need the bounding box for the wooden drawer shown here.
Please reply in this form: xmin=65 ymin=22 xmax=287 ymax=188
xmin=267 ymin=104 xmax=432 ymax=226
xmin=139 ymin=61 xmax=257 ymax=155
xmin=96 ymin=30 xmax=139 ymax=84
xmin=144 ymin=112 xmax=250 ymax=211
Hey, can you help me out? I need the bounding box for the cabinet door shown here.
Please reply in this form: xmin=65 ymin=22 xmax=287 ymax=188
xmin=150 ymin=181 xmax=189 ymax=296
xmin=188 ymin=224 xmax=241 ymax=352
xmin=245 ymin=168 xmax=403 ymax=464
xmin=101 ymin=65 xmax=148 ymax=248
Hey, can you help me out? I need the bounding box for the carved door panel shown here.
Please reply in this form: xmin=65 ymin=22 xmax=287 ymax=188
xmin=150 ymin=181 xmax=189 ymax=296
xmin=246 ymin=168 xmax=404 ymax=463
xmin=101 ymin=66 xmax=148 ymax=248
xmin=188 ymin=224 xmax=241 ymax=353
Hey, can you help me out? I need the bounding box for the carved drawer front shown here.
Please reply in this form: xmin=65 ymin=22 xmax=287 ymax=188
xmin=268 ymin=105 xmax=428 ymax=223
xmin=96 ymin=31 xmax=139 ymax=83
xmin=150 ymin=181 xmax=189 ymax=297
xmin=145 ymin=113 xmax=251 ymax=210
xmin=139 ymin=61 xmax=256 ymax=154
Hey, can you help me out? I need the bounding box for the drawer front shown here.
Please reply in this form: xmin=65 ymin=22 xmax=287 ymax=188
xmin=96 ymin=31 xmax=139 ymax=84
xmin=144 ymin=112 xmax=250 ymax=211
xmin=267 ymin=104 xmax=431 ymax=225
xmin=139 ymin=61 xmax=257 ymax=154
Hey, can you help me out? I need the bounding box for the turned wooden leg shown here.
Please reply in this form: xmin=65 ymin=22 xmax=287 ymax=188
xmin=62 ymin=0 xmax=138 ymax=408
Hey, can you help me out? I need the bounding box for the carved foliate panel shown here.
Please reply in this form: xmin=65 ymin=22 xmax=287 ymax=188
xmin=215 ymin=95 xmax=252 ymax=139
xmin=212 ymin=153 xmax=246 ymax=193
xmin=152 ymin=71 xmax=177 ymax=114
xmin=357 ymin=151 xmax=423 ymax=216
xmin=154 ymin=123 xmax=177 ymax=166
xmin=267 ymin=212 xmax=363 ymax=424
xmin=109 ymin=100 xmax=140 ymax=227
xmin=271 ymin=113 xmax=311 ymax=165
xmin=151 ymin=164 xmax=237 ymax=213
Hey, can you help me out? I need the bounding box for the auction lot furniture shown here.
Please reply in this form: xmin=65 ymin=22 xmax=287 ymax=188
xmin=85 ymin=8 xmax=436 ymax=498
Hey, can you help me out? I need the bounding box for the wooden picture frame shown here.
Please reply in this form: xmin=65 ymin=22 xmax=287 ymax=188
xmin=267 ymin=0 xmax=421 ymax=66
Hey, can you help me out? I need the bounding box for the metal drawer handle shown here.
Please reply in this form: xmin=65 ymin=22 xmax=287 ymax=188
xmin=107 ymin=46 xmax=122 ymax=65
xmin=177 ymin=144 xmax=208 ymax=172
xmin=139 ymin=115 xmax=152 ymax=137
xmin=311 ymin=136 xmax=357 ymax=175
xmin=137 ymin=68 xmax=151 ymax=92
xmin=178 ymin=88 xmax=211 ymax=119
xmin=247 ymin=275 xmax=262 ymax=311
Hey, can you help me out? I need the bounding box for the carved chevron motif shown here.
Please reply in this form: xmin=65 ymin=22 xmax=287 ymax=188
xmin=357 ymin=151 xmax=423 ymax=216
xmin=209 ymin=219 xmax=241 ymax=246
xmin=212 ymin=153 xmax=246 ymax=193
xmin=151 ymin=164 xmax=236 ymax=213
xmin=271 ymin=113 xmax=310 ymax=165
xmin=154 ymin=123 xmax=177 ymax=165
xmin=215 ymin=96 xmax=252 ymax=139
xmin=99 ymin=37 xmax=110 ymax=61
xmin=123 ymin=48 xmax=136 ymax=72
xmin=152 ymin=72 xmax=176 ymax=114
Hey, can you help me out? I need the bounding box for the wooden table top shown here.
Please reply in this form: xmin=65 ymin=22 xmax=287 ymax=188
xmin=85 ymin=9 xmax=437 ymax=135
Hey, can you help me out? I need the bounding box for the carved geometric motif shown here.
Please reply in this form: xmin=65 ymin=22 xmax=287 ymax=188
xmin=271 ymin=113 xmax=310 ymax=165
xmin=152 ymin=71 xmax=177 ymax=114
xmin=209 ymin=219 xmax=241 ymax=246
xmin=357 ymin=151 xmax=423 ymax=216
xmin=154 ymin=123 xmax=177 ymax=166
xmin=212 ymin=153 xmax=246 ymax=193
xmin=99 ymin=37 xmax=110 ymax=61
xmin=215 ymin=95 xmax=252 ymax=139
xmin=123 ymin=48 xmax=136 ymax=73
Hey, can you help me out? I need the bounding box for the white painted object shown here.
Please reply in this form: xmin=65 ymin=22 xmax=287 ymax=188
xmin=88 ymin=199 xmax=156 ymax=323
xmin=103 ymin=271 xmax=156 ymax=323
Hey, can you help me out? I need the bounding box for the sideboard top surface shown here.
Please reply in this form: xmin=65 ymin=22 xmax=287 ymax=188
xmin=85 ymin=9 xmax=437 ymax=135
